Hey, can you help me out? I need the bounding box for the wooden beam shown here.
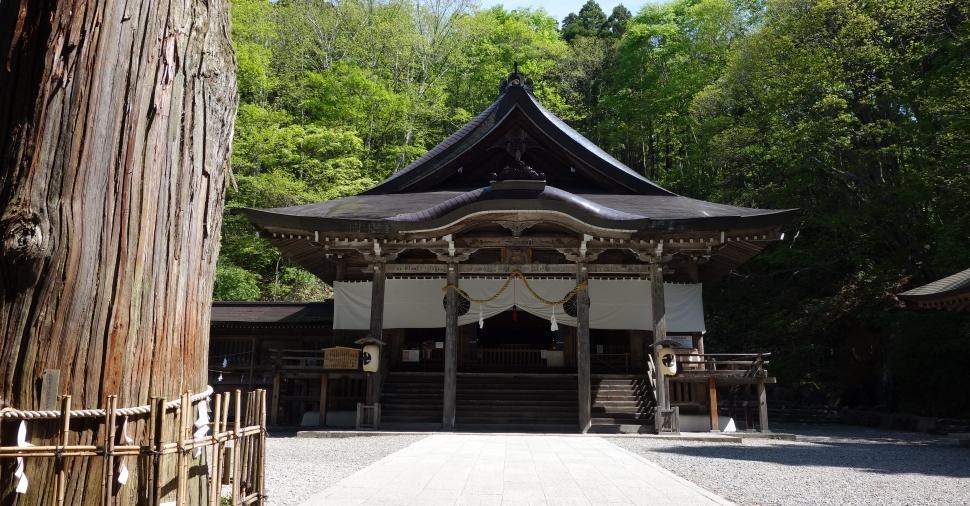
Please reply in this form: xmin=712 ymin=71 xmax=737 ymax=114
xmin=319 ymin=373 xmax=329 ymax=428
xmin=458 ymin=236 xmax=579 ymax=249
xmin=379 ymin=263 xmax=653 ymax=275
xmin=270 ymin=372 xmax=281 ymax=426
xmin=650 ymin=248 xmax=669 ymax=432
xmin=758 ymin=376 xmax=770 ymax=433
xmin=367 ymin=262 xmax=386 ymax=404
xmin=40 ymin=368 xmax=61 ymax=410
xmin=668 ymin=375 xmax=777 ymax=385
xmin=576 ymin=263 xmax=591 ymax=433
xmin=708 ymin=376 xmax=719 ymax=432
xmin=443 ymin=265 xmax=459 ymax=430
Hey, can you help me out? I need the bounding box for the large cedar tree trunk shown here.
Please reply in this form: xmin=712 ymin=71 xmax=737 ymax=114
xmin=0 ymin=0 xmax=236 ymax=503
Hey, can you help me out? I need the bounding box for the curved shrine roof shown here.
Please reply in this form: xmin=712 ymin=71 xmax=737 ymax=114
xmin=244 ymin=71 xmax=795 ymax=236
xmin=244 ymin=189 xmax=794 ymax=234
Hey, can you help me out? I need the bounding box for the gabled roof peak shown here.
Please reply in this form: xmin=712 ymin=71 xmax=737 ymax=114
xmin=499 ymin=62 xmax=532 ymax=94
xmin=364 ymin=69 xmax=677 ymax=196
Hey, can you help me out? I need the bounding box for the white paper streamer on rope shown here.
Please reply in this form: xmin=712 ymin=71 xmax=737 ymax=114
xmin=222 ymin=357 xmax=228 ymax=368
xmin=478 ymin=305 xmax=484 ymax=329
xmin=193 ymin=400 xmax=210 ymax=458
xmin=117 ymin=416 xmax=135 ymax=485
xmin=550 ymin=305 xmax=559 ymax=331
xmin=15 ymin=421 xmax=30 ymax=493
xmin=334 ymin=279 xmax=705 ymax=331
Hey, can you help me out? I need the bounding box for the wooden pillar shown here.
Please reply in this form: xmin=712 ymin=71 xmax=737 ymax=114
xmin=650 ymin=250 xmax=669 ymax=429
xmin=271 ymin=371 xmax=281 ymax=426
xmin=319 ymin=373 xmax=329 ymax=427
xmin=708 ymin=376 xmax=719 ymax=432
xmin=576 ymin=263 xmax=591 ymax=433
xmin=443 ymin=264 xmax=459 ymax=429
xmin=367 ymin=262 xmax=386 ymax=404
xmin=758 ymin=376 xmax=770 ymax=433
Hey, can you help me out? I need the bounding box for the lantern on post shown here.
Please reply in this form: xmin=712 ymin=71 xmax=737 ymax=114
xmin=656 ymin=340 xmax=681 ymax=377
xmin=355 ymin=336 xmax=386 ymax=373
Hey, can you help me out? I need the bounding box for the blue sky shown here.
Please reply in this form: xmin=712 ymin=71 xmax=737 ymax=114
xmin=480 ymin=0 xmax=650 ymax=23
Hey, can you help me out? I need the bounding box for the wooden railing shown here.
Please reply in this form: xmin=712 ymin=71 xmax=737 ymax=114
xmin=645 ymin=358 xmax=659 ymax=404
xmin=472 ymin=347 xmax=543 ymax=366
xmin=269 ymin=348 xmax=324 ymax=370
xmin=675 ymin=353 xmax=769 ymax=376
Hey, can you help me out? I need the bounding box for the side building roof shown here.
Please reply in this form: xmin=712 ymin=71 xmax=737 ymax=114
xmin=898 ymin=268 xmax=970 ymax=312
xmin=211 ymin=301 xmax=334 ymax=328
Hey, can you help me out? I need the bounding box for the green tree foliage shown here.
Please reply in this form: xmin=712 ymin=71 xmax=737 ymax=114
xmin=692 ymin=0 xmax=970 ymax=415
xmin=562 ymin=1 xmax=609 ymax=41
xmin=604 ymin=5 xmax=633 ymax=37
xmin=218 ymin=0 xmax=567 ymax=301
xmin=213 ymin=262 xmax=262 ymax=301
xmin=220 ymin=0 xmax=969 ymax=416
xmin=600 ymin=0 xmax=756 ymax=192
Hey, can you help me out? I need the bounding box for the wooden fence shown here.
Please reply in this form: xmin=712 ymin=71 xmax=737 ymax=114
xmin=0 ymin=388 xmax=266 ymax=505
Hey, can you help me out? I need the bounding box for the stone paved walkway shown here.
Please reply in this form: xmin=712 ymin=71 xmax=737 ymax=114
xmin=299 ymin=434 xmax=731 ymax=505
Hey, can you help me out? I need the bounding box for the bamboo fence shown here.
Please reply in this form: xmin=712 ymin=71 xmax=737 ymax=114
xmin=0 ymin=388 xmax=267 ymax=505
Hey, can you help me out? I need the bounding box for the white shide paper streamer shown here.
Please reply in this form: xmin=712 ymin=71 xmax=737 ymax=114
xmin=117 ymin=416 xmax=135 ymax=485
xmin=15 ymin=421 xmax=30 ymax=494
xmin=193 ymin=400 xmax=210 ymax=458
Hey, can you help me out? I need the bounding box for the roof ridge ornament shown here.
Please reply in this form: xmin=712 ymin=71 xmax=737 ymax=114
xmin=499 ymin=61 xmax=532 ymax=94
xmin=491 ymin=132 xmax=545 ymax=185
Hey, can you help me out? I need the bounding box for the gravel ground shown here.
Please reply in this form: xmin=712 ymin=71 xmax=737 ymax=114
xmin=611 ymin=424 xmax=970 ymax=505
xmin=265 ymin=434 xmax=426 ymax=505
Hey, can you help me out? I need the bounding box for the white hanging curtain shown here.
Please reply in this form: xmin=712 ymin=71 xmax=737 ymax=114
xmin=333 ymin=277 xmax=705 ymax=332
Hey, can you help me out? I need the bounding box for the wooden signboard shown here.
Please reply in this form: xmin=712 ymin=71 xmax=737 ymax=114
xmin=323 ymin=346 xmax=361 ymax=370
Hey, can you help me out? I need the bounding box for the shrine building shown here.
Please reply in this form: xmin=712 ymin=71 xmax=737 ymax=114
xmin=237 ymin=71 xmax=795 ymax=433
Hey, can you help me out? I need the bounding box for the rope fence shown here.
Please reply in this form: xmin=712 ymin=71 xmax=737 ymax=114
xmin=0 ymin=387 xmax=267 ymax=505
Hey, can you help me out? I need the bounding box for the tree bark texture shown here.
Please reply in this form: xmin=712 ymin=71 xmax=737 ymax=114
xmin=0 ymin=0 xmax=236 ymax=503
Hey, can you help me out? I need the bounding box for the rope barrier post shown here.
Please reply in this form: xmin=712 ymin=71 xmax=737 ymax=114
xmin=102 ymin=395 xmax=118 ymax=505
xmin=231 ymin=389 xmax=242 ymax=505
xmin=221 ymin=393 xmax=231 ymax=488
xmin=149 ymin=397 xmax=164 ymax=504
xmin=56 ymin=395 xmax=71 ymax=506
xmin=208 ymin=392 xmax=223 ymax=506
xmin=258 ymin=389 xmax=267 ymax=505
xmin=176 ymin=392 xmax=189 ymax=505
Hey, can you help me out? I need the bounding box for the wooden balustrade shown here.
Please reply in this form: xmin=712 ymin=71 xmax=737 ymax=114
xmin=472 ymin=347 xmax=543 ymax=366
xmin=675 ymin=353 xmax=770 ymax=376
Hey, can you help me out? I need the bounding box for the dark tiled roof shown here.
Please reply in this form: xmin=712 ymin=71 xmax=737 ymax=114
xmin=361 ymin=78 xmax=674 ymax=196
xmin=210 ymin=302 xmax=333 ymax=325
xmin=899 ymin=268 xmax=970 ymax=297
xmin=243 ymin=190 xmax=794 ymax=232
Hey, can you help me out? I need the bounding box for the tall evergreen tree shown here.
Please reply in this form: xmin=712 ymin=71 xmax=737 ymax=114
xmin=561 ymin=0 xmax=609 ymax=41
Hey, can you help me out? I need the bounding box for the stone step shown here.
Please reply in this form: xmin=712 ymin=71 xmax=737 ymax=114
xmin=591 ymin=415 xmax=653 ymax=424
xmin=455 ymin=423 xmax=576 ymax=432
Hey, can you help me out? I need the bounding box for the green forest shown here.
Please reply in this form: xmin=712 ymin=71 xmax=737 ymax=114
xmin=217 ymin=0 xmax=969 ymax=417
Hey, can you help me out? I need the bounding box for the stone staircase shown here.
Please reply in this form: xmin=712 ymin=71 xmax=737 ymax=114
xmin=455 ymin=373 xmax=578 ymax=432
xmin=380 ymin=372 xmax=653 ymax=433
xmin=589 ymin=375 xmax=656 ymax=434
xmin=380 ymin=371 xmax=443 ymax=429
